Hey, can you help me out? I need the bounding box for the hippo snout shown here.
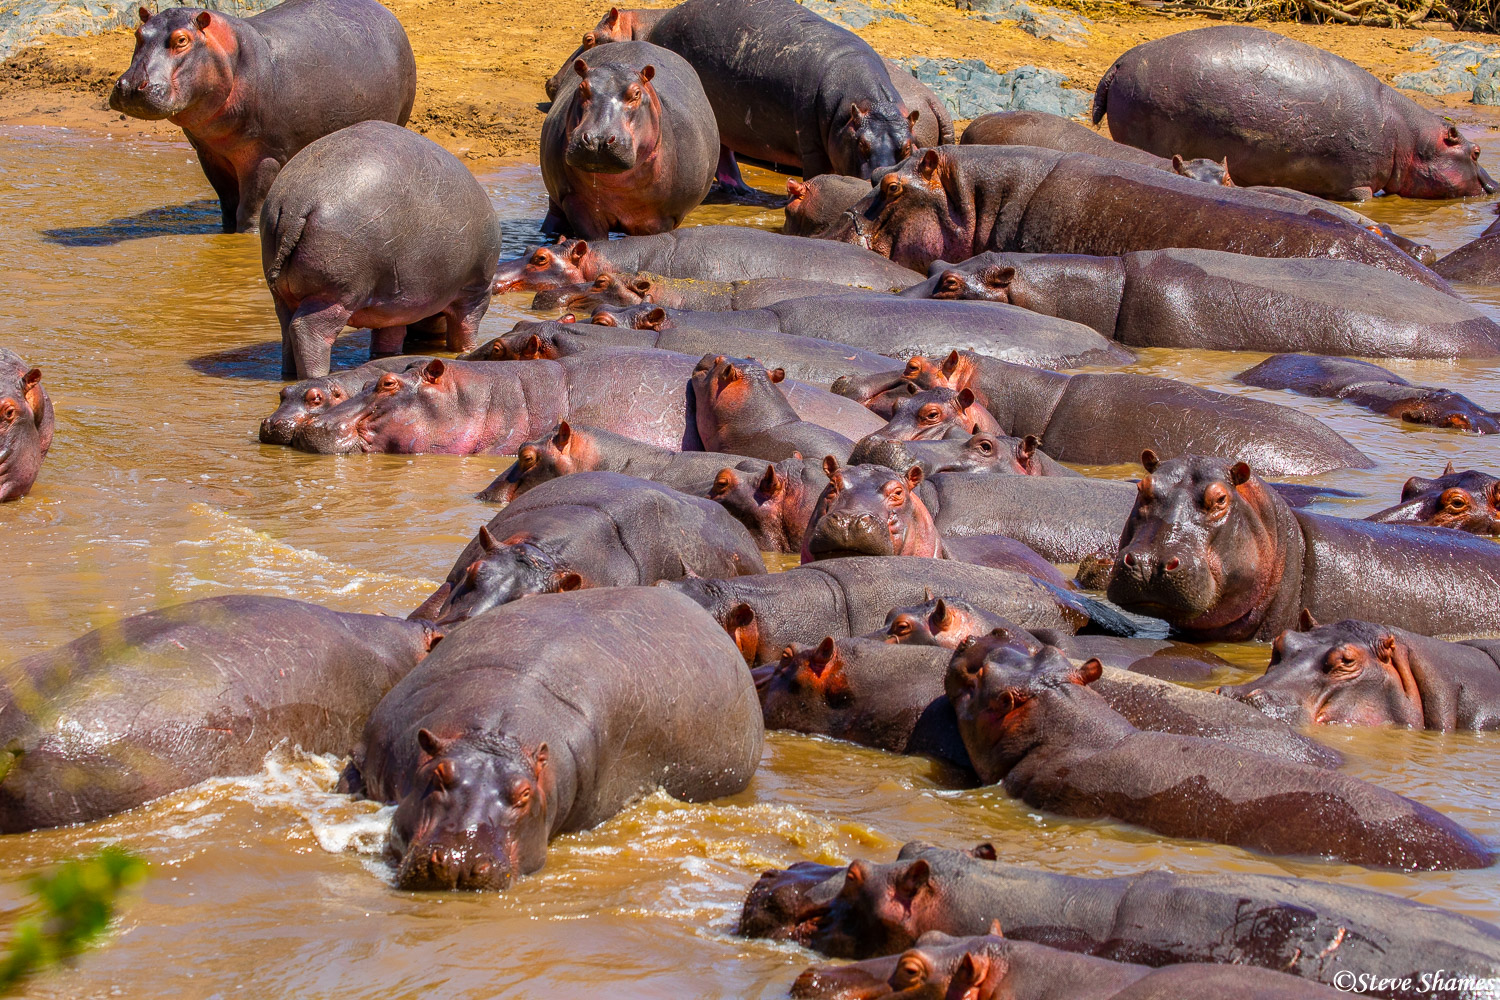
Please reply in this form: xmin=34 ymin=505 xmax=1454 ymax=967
xmin=809 ymin=511 xmax=890 ymax=559
xmin=1226 ymin=685 xmax=1309 ymax=725
xmin=395 ymin=837 xmax=514 ymax=892
xmin=565 ymin=131 xmax=636 ymax=173
xmin=109 ymin=75 xmax=174 ymax=120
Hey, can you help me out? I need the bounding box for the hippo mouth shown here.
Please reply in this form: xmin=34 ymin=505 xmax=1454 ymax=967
xmin=394 ymin=836 xmax=517 ymax=892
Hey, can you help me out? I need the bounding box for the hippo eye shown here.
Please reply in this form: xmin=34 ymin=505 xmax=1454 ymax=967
xmin=859 ymin=138 xmax=872 ymax=157
xmin=168 ymin=30 xmax=191 ymax=50
xmin=882 ymin=175 xmax=903 ymax=199
xmin=376 ymin=374 xmax=402 ymax=393
xmin=508 ymin=781 xmax=533 ymax=810
xmin=887 ymin=486 xmax=903 ymax=503
xmin=891 ymin=620 xmax=913 ymax=636
xmin=625 ymin=84 xmax=642 ymax=103
xmin=710 ymin=473 xmax=733 ymax=497
xmin=431 ymin=760 xmax=456 ymax=790
xmin=517 ymin=446 xmax=538 ymax=470
xmin=530 ymin=251 xmax=550 ymax=267
xmin=0 ymin=401 xmax=15 ymax=424
xmin=975 ymin=439 xmax=994 ymax=454
xmin=1325 ymin=646 xmax=1361 ymax=676
xmin=1441 ymin=488 xmax=1471 ymax=512
xmin=892 ymin=955 xmax=927 ymax=988
xmin=1202 ymin=483 xmax=1230 ymax=516
xmin=920 ymin=406 xmax=941 ymax=423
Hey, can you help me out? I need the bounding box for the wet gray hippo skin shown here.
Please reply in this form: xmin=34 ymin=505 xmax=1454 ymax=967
xmin=258 ymin=357 xmax=435 ymax=445
xmin=1238 ymin=354 xmax=1500 ymax=431
xmin=532 ymin=271 xmax=865 ymax=313
xmin=959 ymin=110 xmax=1231 ymax=184
xmin=0 ymin=348 xmax=53 ymax=502
xmin=410 ymin=472 xmax=764 ymax=623
xmin=1225 ymin=617 xmax=1500 ymax=731
xmin=1434 ymin=206 xmax=1500 ymax=283
xmin=344 ymin=588 xmax=762 ymax=891
xmin=1093 ymin=26 xmax=1497 ymax=200
xmin=109 ymin=0 xmax=417 ymax=233
xmin=0 ymin=595 xmax=438 ymax=833
xmin=474 ymin=421 xmax=769 ymax=505
xmin=825 ymin=145 xmax=1454 ymax=290
xmin=261 ymin=121 xmax=501 ymax=378
xmin=900 ymin=250 xmax=1498 ymax=359
xmin=692 ymin=354 xmax=858 ymax=462
xmin=1366 ymin=464 xmax=1500 ymax=534
xmin=1109 ymin=453 xmax=1500 ymax=642
xmin=945 ymin=641 xmax=1493 ymax=870
xmin=923 ymin=473 xmax=1136 ymax=564
xmin=492 ymin=226 xmax=921 ymax=293
xmin=541 ymin=42 xmax=717 ymax=237
xmin=283 ymin=348 xmax=880 ymax=455
xmin=740 ymin=843 xmax=1500 ymax=997
xmin=784 ymin=174 xmax=874 ymax=236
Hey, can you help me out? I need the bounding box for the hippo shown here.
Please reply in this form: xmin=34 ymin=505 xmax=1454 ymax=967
xmin=0 ymin=595 xmax=438 ymax=833
xmin=1109 ymin=452 xmax=1500 ymax=641
xmin=872 ymin=595 xmax=1025 ymax=648
xmin=825 ymin=145 xmax=1453 ymax=290
xmin=284 ymin=348 xmax=881 ymax=455
xmin=1092 ymin=26 xmax=1497 ymax=200
xmin=708 ymin=457 xmax=826 ymax=553
xmin=922 ymin=473 xmax=1136 ymax=564
xmin=492 ymin=226 xmax=920 ymax=293
xmin=845 ymin=351 xmax=1373 ymax=476
xmin=1225 ymin=615 xmax=1500 ymax=731
xmin=659 ymin=557 xmax=1119 ymax=666
xmin=899 ymin=251 xmax=1499 ymax=359
xmin=866 ymin=386 xmax=1002 ymax=440
xmin=541 ymin=42 xmax=717 ymax=237
xmin=109 ymin=0 xmax=416 ymax=233
xmin=1367 ymin=464 xmax=1500 ymax=535
xmin=848 ymin=432 xmax=1067 ymax=478
xmin=0 ymin=349 xmax=52 ymax=502
xmin=960 ymin=110 xmax=1231 ymax=184
xmin=261 ymin=121 xmax=501 ymax=378
xmin=532 ymin=270 xmax=864 ymax=313
xmin=784 ymin=174 xmax=873 ymax=236
xmin=409 ymin=472 xmax=764 ymax=622
xmin=544 ymin=7 xmax=670 ymax=100
xmin=256 ymin=356 xmax=435 ymax=445
xmin=344 ymin=588 xmax=762 ymax=890
xmin=1434 ymin=206 xmax=1500 ymax=283
xmin=740 ymin=843 xmax=1500 ymax=997
xmin=1237 ymin=354 xmax=1500 ymax=431
xmin=474 ymin=421 xmax=768 ymax=505
xmin=692 ymin=354 xmax=856 ymax=462
xmin=945 ymin=641 xmax=1492 ymax=870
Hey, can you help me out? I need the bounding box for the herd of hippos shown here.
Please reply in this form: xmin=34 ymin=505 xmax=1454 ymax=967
xmin=4 ymin=0 xmax=1500 ymax=994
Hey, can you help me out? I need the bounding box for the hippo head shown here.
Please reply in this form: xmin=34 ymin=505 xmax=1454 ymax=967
xmin=831 ymin=101 xmax=920 ymax=180
xmin=1107 ymin=451 xmax=1289 ymax=638
xmin=709 ymin=461 xmax=813 ymax=552
xmin=691 ymin=355 xmax=790 ymax=449
xmin=849 ymin=432 xmax=1038 ymax=477
xmin=1226 ymin=614 xmax=1427 ymax=729
xmin=924 ymin=263 xmax=1019 ymax=304
xmin=292 ymin=360 xmax=471 ymax=455
xmin=0 ymin=363 xmax=47 ymax=503
xmin=1392 ymin=391 xmax=1500 ymax=434
xmin=804 ymin=459 xmax=937 ymax=562
xmin=754 ymin=637 xmax=853 ymax=730
xmin=548 ymin=273 xmax=653 ymax=314
xmin=874 ymin=386 xmax=996 ymax=441
xmin=812 ymin=856 xmax=950 ymax=959
xmin=432 ymin=526 xmax=583 ymax=625
xmin=590 ymin=302 xmax=667 ymax=329
xmin=476 ymin=422 xmax=601 ymax=504
xmin=258 ymin=376 xmax=354 ymax=445
xmin=492 ymin=238 xmax=594 ymax=293
xmin=544 ymin=7 xmax=646 ymax=99
xmin=110 ymin=7 xmax=234 ymax=122
xmin=792 ymin=929 xmax=1010 ymax=1000
xmin=945 ymin=637 xmax=1102 ymax=783
xmin=387 ymin=729 xmax=552 ymax=891
xmin=826 ymin=149 xmax=961 ymax=270
xmin=883 ymin=596 xmax=1019 ymax=650
xmin=1401 ymin=123 xmax=1498 ymax=199
xmin=1170 ymin=154 xmax=1234 ymax=187
xmin=463 ymin=321 xmax=568 ymax=362
xmin=1366 ymin=464 xmax=1500 ymax=535
xmin=564 ymin=58 xmax=661 ymax=173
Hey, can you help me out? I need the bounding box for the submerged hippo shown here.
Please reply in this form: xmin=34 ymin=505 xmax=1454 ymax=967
xmin=784 ymin=174 xmax=873 ymax=236
xmin=692 ymin=354 xmax=856 ymax=462
xmin=960 ymin=110 xmax=1231 ymax=184
xmin=541 ymin=42 xmax=717 ymax=237
xmin=1108 ymin=453 xmax=1500 ymax=641
xmin=1237 ymin=354 xmax=1500 ymax=430
xmin=1434 ymin=205 xmax=1500 ymax=283
xmin=708 ymin=457 xmax=828 ymax=553
xmin=946 ymin=640 xmax=1492 ymax=870
xmin=901 ymin=251 xmax=1500 ymax=359
xmin=0 ymin=349 xmax=52 ymax=502
xmin=534 ymin=270 xmax=863 ymax=312
xmin=344 ymin=588 xmax=762 ymax=890
xmin=0 ymin=596 xmax=438 ymax=833
xmin=866 ymin=386 xmax=1002 ymax=440
xmin=109 ymin=0 xmax=416 ymax=232
xmin=1093 ymin=26 xmax=1497 ymax=200
xmin=261 ymin=121 xmax=501 ymax=378
xmin=849 ymin=432 xmax=1067 ymax=478
xmin=257 ymin=357 xmax=434 ymax=445
xmin=1366 ymin=464 xmax=1500 ymax=535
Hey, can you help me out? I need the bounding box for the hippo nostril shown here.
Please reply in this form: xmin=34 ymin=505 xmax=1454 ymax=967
xmin=1164 ymin=557 xmax=1180 ymax=572
xmin=606 ymin=135 xmax=616 ymax=145
xmin=1122 ymin=552 xmax=1136 ymax=567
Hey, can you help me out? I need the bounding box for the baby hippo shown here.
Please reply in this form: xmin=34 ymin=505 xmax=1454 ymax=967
xmin=0 ymin=349 xmax=52 ymax=502
xmin=541 ymin=41 xmax=718 ymax=237
xmin=261 ymin=120 xmax=501 ymax=378
xmin=1367 ymin=463 xmax=1500 ymax=535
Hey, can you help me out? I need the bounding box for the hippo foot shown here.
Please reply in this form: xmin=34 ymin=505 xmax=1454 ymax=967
xmin=704 ymin=179 xmax=790 ymax=209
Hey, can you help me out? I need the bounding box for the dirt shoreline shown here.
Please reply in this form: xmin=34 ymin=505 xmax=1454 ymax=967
xmin=5 ymin=0 xmax=1500 ymax=168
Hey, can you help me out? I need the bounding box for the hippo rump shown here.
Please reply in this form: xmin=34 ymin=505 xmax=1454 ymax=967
xmin=945 ymin=640 xmax=1493 ymax=870
xmin=0 ymin=348 xmax=52 ymax=502
xmin=109 ymin=0 xmax=417 ymax=233
xmin=1092 ymin=26 xmax=1497 ymax=201
xmin=739 ymin=843 xmax=1500 ymax=998
xmin=281 ymin=348 xmax=881 ymax=455
xmin=1367 ymin=464 xmax=1500 ymax=535
xmin=411 ymin=471 xmax=764 ymax=622
xmin=903 ymin=251 xmax=1500 ymax=359
xmin=258 ymin=356 xmax=436 ymax=445
xmin=1435 ymin=206 xmax=1500 ymax=284
xmin=0 ymin=595 xmax=438 ymax=833
xmin=1109 ymin=453 xmax=1500 ymax=641
xmin=1236 ymin=354 xmax=1500 ymax=431
xmin=960 ymin=110 xmax=1231 ymax=184
xmin=532 ymin=270 xmax=866 ymax=313
xmin=541 ymin=41 xmax=717 ymax=237
xmin=825 ymin=145 xmax=1452 ymax=290
xmin=261 ymin=121 xmax=501 ymax=378
xmin=493 ymin=225 xmax=921 ymax=293
xmin=343 ymin=587 xmax=762 ymax=890
xmin=1226 ymin=616 xmax=1500 ymax=731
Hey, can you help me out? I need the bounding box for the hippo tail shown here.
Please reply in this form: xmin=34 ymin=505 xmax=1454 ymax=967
xmin=1045 ymin=582 xmax=1143 ymax=638
xmin=263 ymin=206 xmax=308 ymax=286
xmin=1091 ymin=64 xmax=1115 ymax=126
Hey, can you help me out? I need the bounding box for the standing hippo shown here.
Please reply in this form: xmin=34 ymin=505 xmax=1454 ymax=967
xmin=900 ymin=251 xmax=1500 ymax=359
xmin=1109 ymin=452 xmax=1500 ymax=641
xmin=945 ymin=641 xmax=1493 ymax=870
xmin=257 ymin=356 xmax=433 ymax=445
xmin=784 ymin=174 xmax=873 ymax=236
xmin=960 ymin=110 xmax=1231 ymax=185
xmin=1237 ymin=354 xmax=1500 ymax=431
xmin=0 ymin=349 xmax=52 ymax=502
xmin=0 ymin=596 xmax=438 ymax=833
xmin=261 ymin=121 xmax=501 ymax=378
xmin=541 ymin=42 xmax=717 ymax=237
xmin=1226 ymin=616 xmax=1500 ymax=731
xmin=1092 ymin=26 xmax=1497 ymax=200
xmin=692 ymin=355 xmax=856 ymax=462
xmin=826 ymin=146 xmax=1452 ymax=290
xmin=109 ymin=0 xmax=417 ymax=233
xmin=1367 ymin=464 xmax=1500 ymax=535
xmin=343 ymin=588 xmax=762 ymax=890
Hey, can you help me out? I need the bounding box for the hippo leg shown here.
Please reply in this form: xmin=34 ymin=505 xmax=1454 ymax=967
xmin=275 ymin=300 xmax=297 ymax=380
xmin=370 ymin=326 xmax=408 ymax=359
xmin=234 ymin=157 xmax=282 ymax=235
xmin=704 ymin=147 xmax=789 ymax=208
xmin=286 ymin=300 xmax=353 ymax=380
xmin=1342 ymin=186 xmax=1376 ymax=202
xmin=190 ymin=138 xmax=240 ymax=234
xmin=541 ymin=200 xmax=570 ymax=238
xmin=443 ymin=288 xmax=493 ymax=355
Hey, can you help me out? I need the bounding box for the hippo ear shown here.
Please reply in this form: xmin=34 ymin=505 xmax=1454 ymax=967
xmin=478 ymin=524 xmax=500 ymax=552
xmin=22 ymin=368 xmax=41 ymax=393
xmin=786 ymin=179 xmax=806 ymax=199
xmin=553 ymin=420 xmax=573 ymax=450
xmin=1073 ymin=658 xmax=1103 ymax=686
xmin=844 ymin=859 xmax=868 ymax=888
xmin=194 ymin=10 xmax=211 ymax=29
xmin=1171 ymin=154 xmax=1186 ymax=174
xmin=767 ymin=368 xmax=786 ymax=384
xmin=905 ymin=465 xmax=924 ymax=489
xmin=573 ymin=58 xmax=590 ymax=79
xmin=956 ymin=387 xmax=976 ymax=410
xmin=1229 ymin=461 xmax=1252 ymax=486
xmin=1019 ymin=435 xmax=1039 ymax=461
xmin=822 ymin=455 xmax=840 ymax=482
xmin=639 ymin=65 xmax=655 ymax=84
xmin=757 ymin=463 xmax=784 ymax=496
xmin=554 ymin=571 xmax=583 ymax=592
xmin=956 ymin=954 xmax=990 ymax=990
xmin=1140 ymin=449 xmax=1159 ymax=473
xmin=811 ymin=636 xmax=837 ymax=664
xmin=1445 ymin=460 xmax=1457 ymax=475
xmin=527 ymin=742 xmax=550 ymax=782
xmin=942 ymin=350 xmax=961 ymax=378
xmin=923 ymin=586 xmax=935 ymax=601
xmin=848 ymin=102 xmax=867 ymax=125
xmin=989 ymin=919 xmax=1004 ymax=938
xmin=894 ymin=859 xmax=931 ymax=899
xmin=138 ymin=6 xmax=151 ymax=21
xmin=523 ymin=333 xmax=544 ymax=358
xmin=1376 ymin=633 xmax=1397 ymax=663
xmin=1445 ymin=125 xmax=1463 ymax=146
xmin=918 ymin=148 xmax=942 ymax=182
xmin=1298 ymin=608 xmax=1319 ymax=631
xmin=421 ymin=359 xmax=446 ymax=385
xmin=985 ymin=266 xmax=1015 ymax=288
xmin=970 ymin=842 xmax=997 ymax=860
xmin=569 ymin=240 xmax=590 ymax=264
xmin=416 ymin=728 xmax=449 ymax=758
xmin=726 ymin=603 xmax=760 ymax=663
xmin=928 ymin=597 xmax=952 ymax=630
xmin=908 ymin=109 xmax=921 ymax=128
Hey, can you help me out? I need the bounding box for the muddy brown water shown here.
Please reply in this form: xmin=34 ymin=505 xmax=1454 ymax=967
xmin=1 ymin=124 xmax=1499 ymax=997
